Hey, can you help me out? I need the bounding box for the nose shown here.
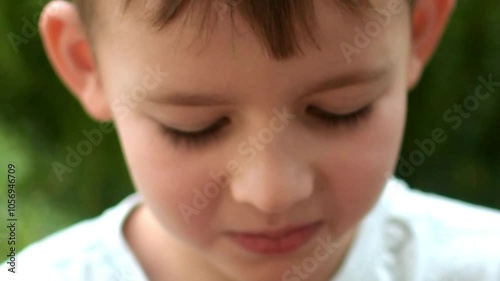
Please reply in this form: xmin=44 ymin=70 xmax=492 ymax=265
xmin=230 ymin=133 xmax=315 ymax=214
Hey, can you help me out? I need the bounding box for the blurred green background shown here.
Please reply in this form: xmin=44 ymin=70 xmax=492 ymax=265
xmin=0 ymin=0 xmax=499 ymax=260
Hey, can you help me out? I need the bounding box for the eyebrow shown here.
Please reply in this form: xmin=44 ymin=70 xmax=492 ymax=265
xmin=147 ymin=67 xmax=390 ymax=106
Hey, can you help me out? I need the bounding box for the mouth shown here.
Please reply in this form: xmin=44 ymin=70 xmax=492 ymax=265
xmin=227 ymin=221 xmax=323 ymax=255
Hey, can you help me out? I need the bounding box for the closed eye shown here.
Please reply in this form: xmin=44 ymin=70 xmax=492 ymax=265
xmin=159 ymin=117 xmax=230 ymax=148
xmin=159 ymin=105 xmax=371 ymax=149
xmin=307 ymin=105 xmax=372 ymax=127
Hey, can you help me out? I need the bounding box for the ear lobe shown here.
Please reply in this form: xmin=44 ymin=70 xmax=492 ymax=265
xmin=39 ymin=0 xmax=112 ymax=121
xmin=407 ymin=0 xmax=456 ymax=89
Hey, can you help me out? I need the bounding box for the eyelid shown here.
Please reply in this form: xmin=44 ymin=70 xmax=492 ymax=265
xmin=163 ymin=117 xmax=230 ymax=134
xmin=159 ymin=117 xmax=230 ymax=147
xmin=307 ymin=104 xmax=372 ymax=126
xmin=159 ymin=105 xmax=372 ymax=149
xmin=307 ymin=105 xmax=368 ymax=117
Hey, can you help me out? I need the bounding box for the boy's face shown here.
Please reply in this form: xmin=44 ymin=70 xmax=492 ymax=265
xmin=96 ymin=0 xmax=410 ymax=279
xmin=42 ymin=0 xmax=455 ymax=279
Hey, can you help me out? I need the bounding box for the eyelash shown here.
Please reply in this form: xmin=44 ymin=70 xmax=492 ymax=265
xmin=160 ymin=105 xmax=372 ymax=148
xmin=160 ymin=117 xmax=230 ymax=148
xmin=306 ymin=105 xmax=372 ymax=128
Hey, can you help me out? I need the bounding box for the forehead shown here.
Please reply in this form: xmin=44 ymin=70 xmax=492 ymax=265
xmin=94 ymin=0 xmax=410 ymax=95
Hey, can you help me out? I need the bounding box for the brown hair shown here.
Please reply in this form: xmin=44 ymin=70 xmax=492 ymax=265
xmin=73 ymin=0 xmax=412 ymax=60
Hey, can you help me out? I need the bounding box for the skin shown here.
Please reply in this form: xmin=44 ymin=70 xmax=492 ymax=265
xmin=39 ymin=0 xmax=455 ymax=280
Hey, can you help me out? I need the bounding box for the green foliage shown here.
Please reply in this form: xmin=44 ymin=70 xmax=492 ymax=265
xmin=0 ymin=0 xmax=499 ymax=260
xmin=400 ymin=0 xmax=500 ymax=208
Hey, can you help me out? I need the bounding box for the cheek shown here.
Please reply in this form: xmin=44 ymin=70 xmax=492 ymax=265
xmin=316 ymin=85 xmax=407 ymax=233
xmin=114 ymin=112 xmax=224 ymax=243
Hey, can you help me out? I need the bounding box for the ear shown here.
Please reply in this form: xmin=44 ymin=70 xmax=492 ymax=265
xmin=407 ymin=0 xmax=456 ymax=90
xmin=39 ymin=0 xmax=112 ymax=121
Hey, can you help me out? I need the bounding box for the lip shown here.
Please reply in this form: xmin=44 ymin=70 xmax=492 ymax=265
xmin=227 ymin=221 xmax=323 ymax=255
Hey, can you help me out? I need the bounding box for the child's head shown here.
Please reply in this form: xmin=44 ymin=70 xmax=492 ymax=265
xmin=39 ymin=0 xmax=454 ymax=280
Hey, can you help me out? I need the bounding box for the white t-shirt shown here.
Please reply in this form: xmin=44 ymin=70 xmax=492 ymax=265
xmin=2 ymin=177 xmax=500 ymax=281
